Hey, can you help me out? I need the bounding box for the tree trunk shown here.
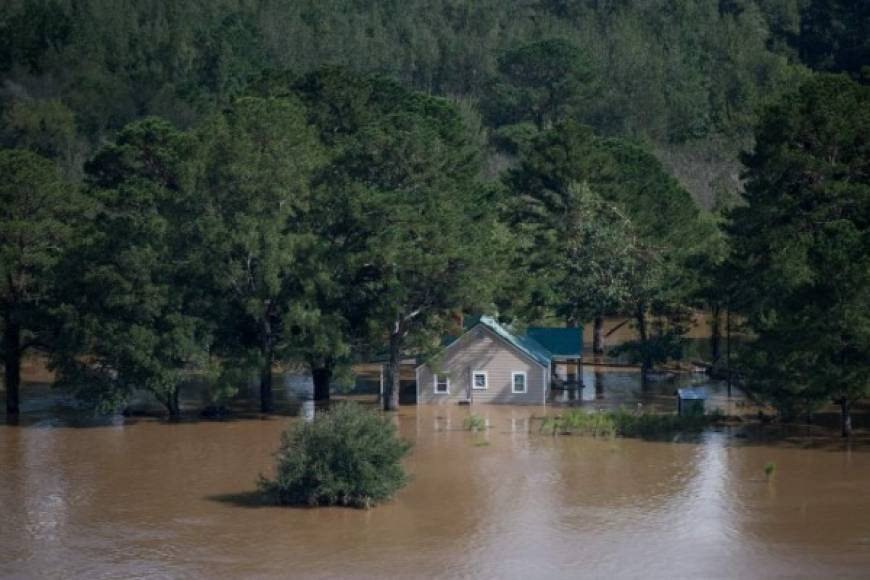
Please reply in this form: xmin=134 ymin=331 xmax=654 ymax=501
xmin=259 ymin=314 xmax=275 ymax=413
xmin=594 ymin=368 xmax=605 ymax=399
xmin=4 ymin=317 xmax=21 ymax=416
xmin=593 ymin=312 xmax=605 ymax=355
xmin=840 ymin=397 xmax=852 ymax=438
xmin=260 ymin=358 xmax=273 ymax=413
xmin=635 ymin=303 xmax=651 ymax=388
xmin=164 ymin=387 xmax=181 ymax=419
xmin=636 ymin=303 xmax=651 ymax=367
xmin=726 ymin=307 xmax=732 ymax=397
xmin=384 ymin=332 xmax=401 ymax=411
xmin=312 ymin=365 xmax=332 ymax=402
xmin=710 ymin=303 xmax=722 ymax=364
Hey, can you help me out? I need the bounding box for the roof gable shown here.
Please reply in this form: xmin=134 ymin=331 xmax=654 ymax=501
xmin=475 ymin=316 xmax=552 ymax=367
xmin=424 ymin=316 xmax=581 ymax=369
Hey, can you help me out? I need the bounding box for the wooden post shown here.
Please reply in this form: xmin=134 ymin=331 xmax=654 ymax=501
xmin=379 ymin=364 xmax=384 ymax=405
xmin=726 ymin=307 xmax=732 ymax=398
xmin=593 ymin=314 xmax=605 ymax=355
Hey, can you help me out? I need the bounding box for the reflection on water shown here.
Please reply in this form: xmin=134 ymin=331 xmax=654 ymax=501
xmin=2 ymin=400 xmax=870 ymax=578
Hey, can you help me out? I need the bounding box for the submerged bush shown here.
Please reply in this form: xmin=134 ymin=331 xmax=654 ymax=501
xmin=258 ymin=402 xmax=411 ymax=508
xmin=463 ymin=413 xmax=487 ymax=432
xmin=540 ymin=409 xmax=617 ymax=437
xmin=539 ymin=407 xmax=716 ymax=438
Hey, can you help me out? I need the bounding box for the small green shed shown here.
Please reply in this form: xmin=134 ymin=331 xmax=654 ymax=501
xmin=677 ymin=388 xmax=707 ymax=416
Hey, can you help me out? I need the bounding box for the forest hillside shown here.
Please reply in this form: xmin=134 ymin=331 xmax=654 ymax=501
xmin=2 ymin=0 xmax=866 ymax=206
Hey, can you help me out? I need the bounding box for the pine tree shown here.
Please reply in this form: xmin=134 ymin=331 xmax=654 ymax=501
xmin=0 ymin=149 xmax=78 ymax=416
xmin=194 ymin=96 xmax=325 ymax=413
xmin=53 ymin=118 xmax=206 ymax=417
xmin=729 ymin=74 xmax=870 ymax=435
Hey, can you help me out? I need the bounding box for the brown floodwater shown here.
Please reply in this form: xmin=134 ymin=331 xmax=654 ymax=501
xmin=3 ymin=390 xmax=870 ymax=579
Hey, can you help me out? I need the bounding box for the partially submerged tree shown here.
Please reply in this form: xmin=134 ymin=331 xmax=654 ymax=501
xmin=0 ymin=149 xmax=79 ymax=416
xmin=729 ymin=74 xmax=870 ymax=436
xmin=195 ymin=96 xmax=325 ymax=412
xmin=53 ymin=118 xmax=208 ymax=417
xmin=505 ymin=121 xmax=712 ymax=368
xmin=288 ymin=69 xmax=500 ymax=411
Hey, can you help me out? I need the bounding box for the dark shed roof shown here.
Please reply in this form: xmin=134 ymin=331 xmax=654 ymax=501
xmin=525 ymin=327 xmax=583 ymax=358
xmin=677 ymin=388 xmax=708 ymax=400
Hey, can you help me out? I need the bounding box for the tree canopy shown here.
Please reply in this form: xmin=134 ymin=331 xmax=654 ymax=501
xmin=729 ymin=73 xmax=870 ymax=434
xmin=0 ymin=149 xmax=78 ymax=414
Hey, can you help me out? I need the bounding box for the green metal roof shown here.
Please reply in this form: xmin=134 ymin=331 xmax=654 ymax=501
xmin=476 ymin=316 xmax=552 ymax=367
xmin=436 ymin=316 xmax=582 ymax=367
xmin=525 ymin=327 xmax=583 ymax=358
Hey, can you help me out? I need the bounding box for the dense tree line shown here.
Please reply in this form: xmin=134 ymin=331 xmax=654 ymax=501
xmin=4 ymin=0 xmax=861 ymax=203
xmin=1 ymin=2 xmax=868 ymax=435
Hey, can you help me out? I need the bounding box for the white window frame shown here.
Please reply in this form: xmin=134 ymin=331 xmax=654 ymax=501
xmin=433 ymin=374 xmax=450 ymax=395
xmin=472 ymin=370 xmax=488 ymax=390
xmin=511 ymin=371 xmax=527 ymax=394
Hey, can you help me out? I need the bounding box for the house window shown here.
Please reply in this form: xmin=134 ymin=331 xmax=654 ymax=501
xmin=434 ymin=374 xmax=449 ymax=395
xmin=472 ymin=371 xmax=488 ymax=390
xmin=512 ymin=372 xmax=527 ymax=394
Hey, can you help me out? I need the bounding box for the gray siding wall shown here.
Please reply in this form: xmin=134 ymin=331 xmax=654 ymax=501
xmin=417 ymin=325 xmax=547 ymax=405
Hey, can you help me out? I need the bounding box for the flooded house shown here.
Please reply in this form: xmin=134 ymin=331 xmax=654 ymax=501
xmin=416 ymin=316 xmax=582 ymax=405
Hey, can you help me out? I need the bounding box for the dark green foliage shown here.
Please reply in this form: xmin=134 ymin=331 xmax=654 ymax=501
xmin=0 ymin=0 xmax=806 ymax=184
xmin=52 ymin=118 xmax=207 ymax=416
xmin=729 ymin=74 xmax=870 ymax=434
xmin=193 ymin=95 xmax=325 ymax=412
xmin=791 ymin=1 xmax=870 ymax=80
xmin=0 ymin=0 xmax=866 ymax=424
xmin=0 ymin=100 xmax=85 ymax=180
xmin=259 ymin=402 xmax=411 ymax=508
xmin=285 ymin=68 xmax=502 ymax=410
xmin=0 ymin=149 xmax=80 ymax=414
xmin=504 ymin=120 xmax=714 ymax=368
xmin=483 ymin=39 xmax=594 ymax=130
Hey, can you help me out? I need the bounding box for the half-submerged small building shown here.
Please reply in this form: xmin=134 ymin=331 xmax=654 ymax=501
xmin=416 ymin=316 xmax=582 ymax=405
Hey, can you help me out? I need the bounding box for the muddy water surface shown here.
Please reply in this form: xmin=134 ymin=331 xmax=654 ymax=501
xmin=2 ymin=397 xmax=870 ymax=579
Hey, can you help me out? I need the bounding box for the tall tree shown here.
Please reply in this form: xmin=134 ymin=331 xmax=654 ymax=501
xmin=195 ymin=95 xmax=325 ymax=413
xmin=53 ymin=118 xmax=207 ymax=417
xmin=729 ymin=73 xmax=870 ymax=436
xmin=506 ymin=121 xmax=712 ymax=368
xmin=289 ymin=69 xmax=500 ymax=411
xmin=504 ymin=121 xmax=625 ymax=349
xmin=0 ymin=149 xmax=77 ymax=416
xmin=483 ymin=38 xmax=595 ymax=131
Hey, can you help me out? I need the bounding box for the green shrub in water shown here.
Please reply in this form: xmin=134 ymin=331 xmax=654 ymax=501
xmin=258 ymin=402 xmax=411 ymax=508
xmin=464 ymin=413 xmax=487 ymax=432
xmin=764 ymin=461 xmax=777 ymax=481
xmin=540 ymin=409 xmax=618 ymax=437
xmin=540 ymin=407 xmax=714 ymax=438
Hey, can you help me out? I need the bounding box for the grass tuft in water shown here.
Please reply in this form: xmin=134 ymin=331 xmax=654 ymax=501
xmin=463 ymin=414 xmax=487 ymax=432
xmin=764 ymin=461 xmax=777 ymax=481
